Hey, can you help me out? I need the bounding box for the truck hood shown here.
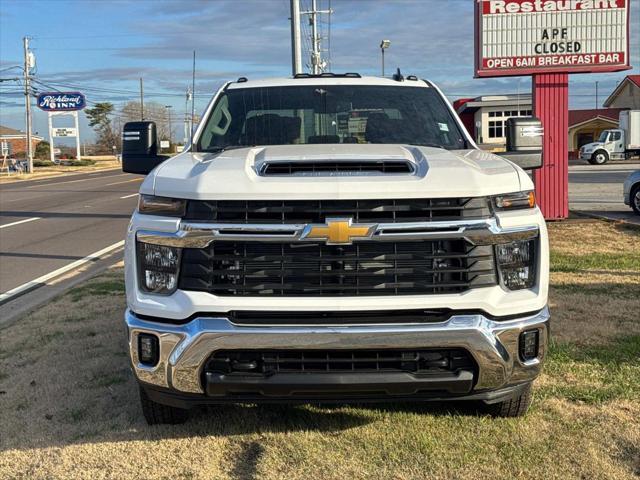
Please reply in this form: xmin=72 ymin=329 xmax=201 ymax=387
xmin=581 ymin=142 xmax=603 ymax=152
xmin=144 ymin=144 xmax=526 ymax=200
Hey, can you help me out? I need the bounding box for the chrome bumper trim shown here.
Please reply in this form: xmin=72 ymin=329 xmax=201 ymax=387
xmin=136 ymin=218 xmax=539 ymax=248
xmin=125 ymin=306 xmax=550 ymax=395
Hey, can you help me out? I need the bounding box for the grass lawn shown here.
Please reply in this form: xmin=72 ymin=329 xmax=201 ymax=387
xmin=0 ymin=157 xmax=121 ymax=183
xmin=0 ymin=220 xmax=638 ymax=479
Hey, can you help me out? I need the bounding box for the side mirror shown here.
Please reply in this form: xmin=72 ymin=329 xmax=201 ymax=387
xmin=122 ymin=121 xmax=167 ymax=174
xmin=502 ymin=117 xmax=543 ymax=170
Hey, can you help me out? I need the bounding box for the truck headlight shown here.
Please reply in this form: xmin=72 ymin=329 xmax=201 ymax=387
xmin=138 ymin=195 xmax=186 ymax=216
xmin=496 ymin=239 xmax=536 ymax=290
xmin=493 ymin=191 xmax=535 ymax=210
xmin=137 ymin=242 xmax=181 ymax=294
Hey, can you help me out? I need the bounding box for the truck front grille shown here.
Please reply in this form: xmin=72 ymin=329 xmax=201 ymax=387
xmin=178 ymin=239 xmax=497 ymax=296
xmin=205 ymin=348 xmax=476 ymax=375
xmin=184 ymin=197 xmax=490 ymax=224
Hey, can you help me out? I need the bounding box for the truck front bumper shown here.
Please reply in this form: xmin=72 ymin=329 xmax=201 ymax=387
xmin=125 ymin=307 xmax=550 ymax=404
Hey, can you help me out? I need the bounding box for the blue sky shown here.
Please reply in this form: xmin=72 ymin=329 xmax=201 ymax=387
xmin=1 ymin=0 xmax=638 ymax=143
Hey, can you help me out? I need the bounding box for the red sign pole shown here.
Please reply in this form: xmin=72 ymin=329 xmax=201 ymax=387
xmin=533 ymin=73 xmax=569 ymax=220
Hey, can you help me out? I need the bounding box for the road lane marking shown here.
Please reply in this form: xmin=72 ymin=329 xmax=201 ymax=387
xmin=24 ymin=172 xmax=128 ymax=188
xmin=0 ymin=217 xmax=41 ymax=229
xmin=120 ymin=193 xmax=139 ymax=199
xmin=0 ymin=240 xmax=125 ymax=305
xmin=105 ymin=178 xmax=143 ymax=187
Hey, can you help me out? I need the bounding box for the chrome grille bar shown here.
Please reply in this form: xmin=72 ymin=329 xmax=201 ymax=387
xmin=136 ymin=218 xmax=539 ymax=248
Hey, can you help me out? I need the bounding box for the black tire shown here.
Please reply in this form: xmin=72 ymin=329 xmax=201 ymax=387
xmin=589 ymin=150 xmax=609 ymax=165
xmin=631 ymin=184 xmax=640 ymax=216
xmin=139 ymin=387 xmax=189 ymax=425
xmin=483 ymin=384 xmax=532 ymax=418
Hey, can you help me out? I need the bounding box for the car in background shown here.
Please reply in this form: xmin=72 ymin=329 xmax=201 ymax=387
xmin=623 ymin=170 xmax=640 ymax=215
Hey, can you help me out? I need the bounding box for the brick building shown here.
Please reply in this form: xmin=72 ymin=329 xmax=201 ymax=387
xmin=0 ymin=125 xmax=43 ymax=157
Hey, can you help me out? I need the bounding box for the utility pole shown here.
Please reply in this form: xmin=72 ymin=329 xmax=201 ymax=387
xmin=310 ymin=0 xmax=320 ymax=74
xmin=184 ymin=88 xmax=191 ymax=144
xmin=595 ymin=81 xmax=599 ymax=111
xmin=290 ymin=0 xmax=303 ymax=75
xmin=191 ymin=51 xmax=196 ymax=138
xmin=23 ymin=37 xmax=33 ymax=173
xmin=301 ymin=0 xmax=332 ymax=74
xmin=139 ymin=78 xmax=144 ymax=120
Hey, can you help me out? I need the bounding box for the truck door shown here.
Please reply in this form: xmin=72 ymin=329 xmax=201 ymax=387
xmin=610 ymin=130 xmax=623 ymax=153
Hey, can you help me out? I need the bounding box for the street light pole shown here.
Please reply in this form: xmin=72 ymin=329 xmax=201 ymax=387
xmin=380 ymin=39 xmax=390 ymax=77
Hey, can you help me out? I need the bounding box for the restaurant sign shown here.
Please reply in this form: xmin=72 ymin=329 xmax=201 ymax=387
xmin=475 ymin=0 xmax=631 ymax=77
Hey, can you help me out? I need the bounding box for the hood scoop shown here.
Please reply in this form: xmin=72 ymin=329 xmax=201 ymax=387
xmin=259 ymin=159 xmax=416 ymax=177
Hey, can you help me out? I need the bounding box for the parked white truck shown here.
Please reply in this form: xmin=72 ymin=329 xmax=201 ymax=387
xmin=580 ymin=110 xmax=640 ymax=164
xmin=121 ymin=73 xmax=549 ymax=424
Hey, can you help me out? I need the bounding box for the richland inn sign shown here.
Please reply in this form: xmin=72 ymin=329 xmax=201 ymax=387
xmin=36 ymin=91 xmax=86 ymax=163
xmin=36 ymin=92 xmax=86 ymax=112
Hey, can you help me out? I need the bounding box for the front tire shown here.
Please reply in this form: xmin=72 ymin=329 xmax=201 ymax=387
xmin=589 ymin=150 xmax=609 ymax=165
xmin=139 ymin=387 xmax=189 ymax=425
xmin=483 ymin=384 xmax=532 ymax=418
xmin=631 ymin=184 xmax=640 ymax=216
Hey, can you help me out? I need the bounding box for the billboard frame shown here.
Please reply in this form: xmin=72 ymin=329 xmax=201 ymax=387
xmin=474 ymin=0 xmax=632 ymax=78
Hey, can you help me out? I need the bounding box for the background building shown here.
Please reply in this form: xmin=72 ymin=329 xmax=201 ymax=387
xmin=567 ymin=109 xmax=624 ymax=158
xmin=455 ymin=75 xmax=639 ymax=157
xmin=454 ymin=94 xmax=532 ymax=151
xmin=604 ymin=75 xmax=640 ymax=110
xmin=0 ymin=125 xmax=43 ymax=157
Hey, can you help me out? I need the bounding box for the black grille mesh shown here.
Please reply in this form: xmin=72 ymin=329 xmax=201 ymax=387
xmin=205 ymin=348 xmax=476 ymax=375
xmin=178 ymin=239 xmax=496 ymax=296
xmin=261 ymin=161 xmax=413 ymax=175
xmin=184 ymin=197 xmax=490 ymax=224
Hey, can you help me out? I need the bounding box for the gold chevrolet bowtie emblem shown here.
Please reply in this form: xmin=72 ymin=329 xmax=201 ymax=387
xmin=303 ymin=218 xmax=375 ymax=245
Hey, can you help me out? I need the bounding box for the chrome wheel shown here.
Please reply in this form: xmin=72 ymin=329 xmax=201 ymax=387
xmin=595 ymin=153 xmax=607 ymax=164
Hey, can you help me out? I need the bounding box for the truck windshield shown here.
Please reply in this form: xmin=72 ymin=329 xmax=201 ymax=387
xmin=597 ymin=131 xmax=610 ymax=142
xmin=197 ymin=85 xmax=468 ymax=151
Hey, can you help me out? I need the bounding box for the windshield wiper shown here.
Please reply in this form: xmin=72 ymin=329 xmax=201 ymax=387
xmin=204 ymin=145 xmax=250 ymax=154
xmin=409 ymin=142 xmax=447 ymax=149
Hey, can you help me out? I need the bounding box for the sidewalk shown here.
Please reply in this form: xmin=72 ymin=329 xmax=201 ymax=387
xmin=0 ymin=159 xmax=121 ymax=183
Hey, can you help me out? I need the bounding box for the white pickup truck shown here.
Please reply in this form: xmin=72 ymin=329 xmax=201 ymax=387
xmin=121 ymin=73 xmax=549 ymax=424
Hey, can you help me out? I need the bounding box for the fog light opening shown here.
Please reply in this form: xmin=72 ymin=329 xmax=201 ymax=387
xmin=138 ymin=333 xmax=159 ymax=366
xmin=519 ymin=329 xmax=539 ymax=362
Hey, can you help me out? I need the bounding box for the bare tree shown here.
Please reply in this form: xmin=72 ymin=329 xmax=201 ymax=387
xmin=121 ymin=101 xmax=171 ymax=141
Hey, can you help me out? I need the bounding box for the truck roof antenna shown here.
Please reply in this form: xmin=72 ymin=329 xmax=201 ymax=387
xmin=393 ymin=68 xmax=404 ymax=82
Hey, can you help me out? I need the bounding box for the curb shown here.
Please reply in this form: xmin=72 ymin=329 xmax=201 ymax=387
xmin=569 ymin=209 xmax=640 ymax=230
xmin=0 ymin=166 xmax=120 ymax=184
xmin=0 ymin=245 xmax=125 ymax=329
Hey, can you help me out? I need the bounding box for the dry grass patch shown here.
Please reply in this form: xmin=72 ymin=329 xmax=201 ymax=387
xmin=548 ymin=220 xmax=640 ymax=256
xmin=0 ymin=220 xmax=639 ymax=479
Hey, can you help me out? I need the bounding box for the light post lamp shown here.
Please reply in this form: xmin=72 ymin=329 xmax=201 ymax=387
xmin=165 ymin=105 xmax=173 ymax=147
xmin=380 ymin=39 xmax=391 ymax=77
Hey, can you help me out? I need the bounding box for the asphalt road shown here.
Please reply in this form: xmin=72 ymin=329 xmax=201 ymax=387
xmin=0 ymin=169 xmax=142 ymax=295
xmin=568 ymin=161 xmax=640 ymax=225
